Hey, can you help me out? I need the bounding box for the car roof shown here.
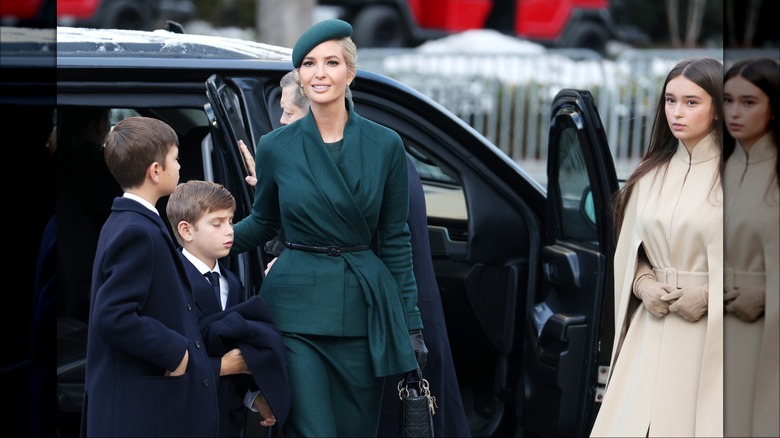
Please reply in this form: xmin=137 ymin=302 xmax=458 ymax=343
xmin=1 ymin=26 xmax=293 ymax=60
xmin=0 ymin=27 xmax=56 ymax=56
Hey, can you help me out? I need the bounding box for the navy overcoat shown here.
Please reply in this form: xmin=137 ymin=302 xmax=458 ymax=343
xmin=82 ymin=197 xmax=219 ymax=437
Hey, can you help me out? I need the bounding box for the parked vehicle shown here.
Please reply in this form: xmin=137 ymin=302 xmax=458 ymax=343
xmin=320 ymin=0 xmax=648 ymax=54
xmin=0 ymin=0 xmax=194 ymax=30
xmin=3 ymin=24 xmax=619 ymax=437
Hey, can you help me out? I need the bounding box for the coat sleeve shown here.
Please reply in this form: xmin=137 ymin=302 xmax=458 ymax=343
xmin=608 ymin=188 xmax=642 ymax=374
xmin=695 ymin=199 xmax=723 ymax=435
xmin=92 ymin=224 xmax=188 ymax=371
xmin=375 ymin=132 xmax=422 ymax=331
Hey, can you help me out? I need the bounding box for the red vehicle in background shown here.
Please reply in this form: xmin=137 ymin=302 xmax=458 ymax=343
xmin=0 ymin=0 xmax=55 ymax=27
xmin=57 ymin=0 xmax=159 ymax=30
xmin=321 ymin=0 xmax=646 ymax=55
xmin=1 ymin=0 xmax=193 ymax=30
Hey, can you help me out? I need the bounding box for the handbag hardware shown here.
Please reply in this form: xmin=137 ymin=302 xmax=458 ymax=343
xmin=397 ymin=369 xmax=437 ymax=437
xmin=398 ymin=374 xmax=437 ymax=416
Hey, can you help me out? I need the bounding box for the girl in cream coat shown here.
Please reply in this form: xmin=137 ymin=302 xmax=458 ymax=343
xmin=590 ymin=57 xmax=724 ymax=437
xmin=723 ymin=57 xmax=779 ymax=437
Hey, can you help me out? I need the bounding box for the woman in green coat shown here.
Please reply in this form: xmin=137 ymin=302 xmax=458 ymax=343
xmin=230 ymin=19 xmax=427 ymax=437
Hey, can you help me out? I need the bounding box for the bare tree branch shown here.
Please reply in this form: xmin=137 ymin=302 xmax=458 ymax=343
xmin=725 ymin=0 xmax=737 ymax=47
xmin=666 ymin=0 xmax=682 ymax=47
xmin=684 ymin=0 xmax=706 ymax=47
xmin=742 ymin=0 xmax=763 ymax=47
xmin=256 ymin=0 xmax=315 ymax=48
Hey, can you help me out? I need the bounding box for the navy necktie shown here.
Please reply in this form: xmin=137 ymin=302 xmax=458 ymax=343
xmin=204 ymin=271 xmax=221 ymax=308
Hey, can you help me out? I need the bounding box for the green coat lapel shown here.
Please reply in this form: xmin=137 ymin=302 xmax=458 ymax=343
xmin=300 ymin=108 xmax=372 ymax=245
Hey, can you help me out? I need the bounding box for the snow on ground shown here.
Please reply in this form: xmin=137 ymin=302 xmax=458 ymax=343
xmin=417 ymin=29 xmax=547 ymax=55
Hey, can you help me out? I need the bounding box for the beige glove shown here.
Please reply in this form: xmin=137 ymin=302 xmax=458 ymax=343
xmin=662 ymin=285 xmax=708 ymax=322
xmin=724 ymin=286 xmax=765 ymax=322
xmin=633 ymin=262 xmax=676 ymax=318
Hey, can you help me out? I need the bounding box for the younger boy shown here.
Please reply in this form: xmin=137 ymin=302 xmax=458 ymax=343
xmin=82 ymin=117 xmax=219 ymax=437
xmin=166 ymin=180 xmax=290 ymax=434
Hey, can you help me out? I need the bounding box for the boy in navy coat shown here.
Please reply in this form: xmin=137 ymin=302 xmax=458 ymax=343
xmin=82 ymin=117 xmax=220 ymax=437
xmin=167 ymin=180 xmax=290 ymax=435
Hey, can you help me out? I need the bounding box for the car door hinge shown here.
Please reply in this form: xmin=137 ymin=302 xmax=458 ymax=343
xmin=594 ymin=365 xmax=609 ymax=402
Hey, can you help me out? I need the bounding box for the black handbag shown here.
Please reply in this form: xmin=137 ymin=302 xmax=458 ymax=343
xmin=398 ymin=368 xmax=437 ymax=438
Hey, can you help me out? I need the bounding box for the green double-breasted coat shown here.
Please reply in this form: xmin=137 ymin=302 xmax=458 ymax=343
xmin=232 ymin=102 xmax=421 ymax=378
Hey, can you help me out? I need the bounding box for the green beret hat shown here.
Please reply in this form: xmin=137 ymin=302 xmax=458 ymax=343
xmin=292 ymin=19 xmax=353 ymax=68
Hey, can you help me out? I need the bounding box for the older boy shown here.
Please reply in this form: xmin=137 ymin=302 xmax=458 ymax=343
xmin=166 ymin=180 xmax=290 ymax=434
xmin=82 ymin=117 xmax=219 ymax=436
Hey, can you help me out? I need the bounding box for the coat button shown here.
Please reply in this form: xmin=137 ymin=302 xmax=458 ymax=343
xmin=187 ymin=303 xmax=192 ymax=311
xmin=202 ymin=379 xmax=209 ymax=387
xmin=195 ymin=340 xmax=201 ymax=349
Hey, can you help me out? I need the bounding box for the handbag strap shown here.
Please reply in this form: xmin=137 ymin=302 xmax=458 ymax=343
xmin=397 ymin=367 xmax=437 ymax=415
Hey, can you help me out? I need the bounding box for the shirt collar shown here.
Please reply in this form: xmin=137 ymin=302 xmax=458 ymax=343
xmin=123 ymin=192 xmax=158 ymax=214
xmin=181 ymin=248 xmax=220 ymax=276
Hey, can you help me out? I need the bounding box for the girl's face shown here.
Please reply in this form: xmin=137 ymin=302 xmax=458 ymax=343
xmin=298 ymin=40 xmax=353 ymax=107
xmin=724 ymin=75 xmax=772 ymax=149
xmin=664 ymin=75 xmax=715 ymax=149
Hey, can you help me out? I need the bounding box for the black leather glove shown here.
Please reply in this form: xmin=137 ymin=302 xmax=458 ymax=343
xmin=409 ymin=330 xmax=428 ymax=370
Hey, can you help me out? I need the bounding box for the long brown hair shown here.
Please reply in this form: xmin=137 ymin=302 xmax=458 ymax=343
xmin=612 ymin=57 xmax=724 ymax=230
xmin=723 ymin=57 xmax=779 ymax=190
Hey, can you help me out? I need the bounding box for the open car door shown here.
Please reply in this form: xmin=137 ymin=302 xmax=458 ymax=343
xmin=522 ymin=89 xmax=619 ymax=436
xmin=204 ymin=74 xmax=270 ymax=300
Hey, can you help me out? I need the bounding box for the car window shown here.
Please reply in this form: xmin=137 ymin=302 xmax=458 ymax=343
xmin=555 ymin=125 xmax=597 ymax=243
xmin=405 ymin=142 xmax=467 ymax=222
xmin=349 ymin=93 xmax=469 ymax=225
xmin=407 ymin=143 xmax=457 ymax=185
xmin=110 ymin=108 xmax=141 ymax=123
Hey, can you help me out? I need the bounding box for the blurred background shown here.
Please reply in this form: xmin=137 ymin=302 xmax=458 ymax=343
xmin=3 ymin=0 xmax=776 ymax=183
xmin=2 ymin=0 xmax=777 ymax=52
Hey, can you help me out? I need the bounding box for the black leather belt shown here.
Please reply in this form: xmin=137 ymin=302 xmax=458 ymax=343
xmin=283 ymin=241 xmax=371 ymax=256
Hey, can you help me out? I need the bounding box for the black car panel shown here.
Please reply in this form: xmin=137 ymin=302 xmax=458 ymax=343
xmin=522 ymin=89 xmax=618 ymax=437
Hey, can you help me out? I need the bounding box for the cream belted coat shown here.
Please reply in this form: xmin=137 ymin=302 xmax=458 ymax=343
xmin=723 ymin=133 xmax=779 ymax=437
xmin=590 ymin=135 xmax=723 ymax=437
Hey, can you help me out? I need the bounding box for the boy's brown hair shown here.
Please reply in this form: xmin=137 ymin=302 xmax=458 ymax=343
xmin=166 ymin=180 xmax=236 ymax=246
xmin=104 ymin=116 xmax=178 ymax=189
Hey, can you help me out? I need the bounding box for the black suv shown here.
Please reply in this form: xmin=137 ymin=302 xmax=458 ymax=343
xmin=3 ymin=25 xmax=619 ymax=437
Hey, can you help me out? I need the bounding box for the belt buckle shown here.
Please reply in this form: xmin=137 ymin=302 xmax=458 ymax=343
xmin=662 ymin=268 xmax=677 ymax=288
xmin=326 ymin=246 xmax=341 ymax=256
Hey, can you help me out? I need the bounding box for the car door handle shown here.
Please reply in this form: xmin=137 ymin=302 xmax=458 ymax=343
xmin=537 ymin=313 xmax=586 ymax=366
xmin=542 ymin=246 xmax=579 ymax=288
